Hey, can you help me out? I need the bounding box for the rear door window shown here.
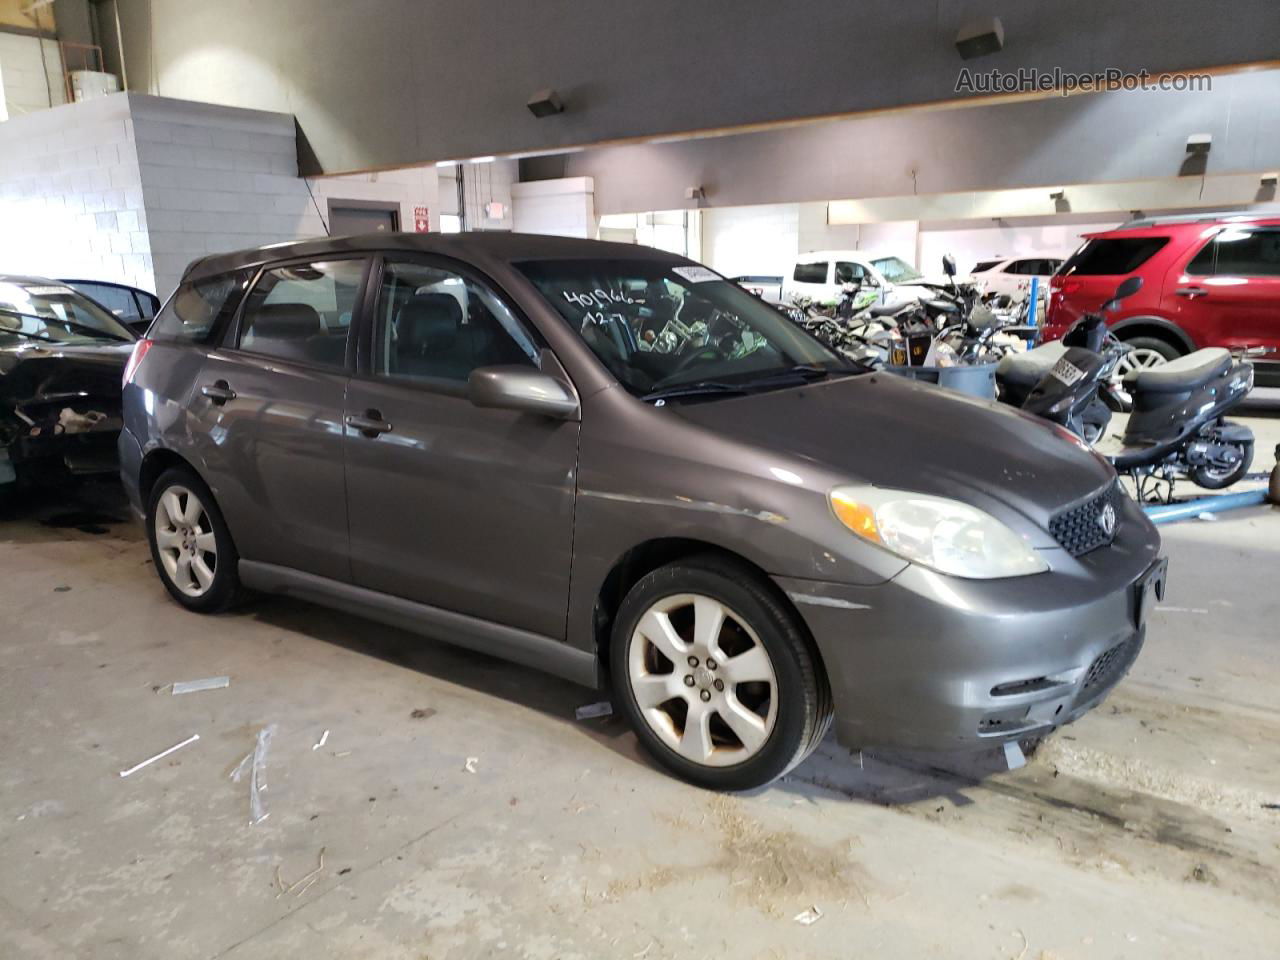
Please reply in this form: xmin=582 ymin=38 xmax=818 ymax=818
xmin=792 ymin=262 xmax=828 ymax=284
xmin=151 ymin=269 xmax=253 ymax=343
xmin=971 ymin=259 xmax=1003 ymax=273
xmin=1061 ymin=237 xmax=1169 ymax=275
xmin=237 ymin=259 xmax=366 ymax=369
xmin=1187 ymin=227 xmax=1280 ymax=277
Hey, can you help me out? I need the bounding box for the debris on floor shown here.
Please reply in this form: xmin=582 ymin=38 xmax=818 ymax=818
xmin=312 ymin=729 xmax=329 ymax=751
xmin=409 ymin=708 xmax=437 ymax=720
xmin=276 ymin=847 xmax=326 ymax=899
xmin=793 ymin=905 xmax=823 ymax=925
xmin=464 ymin=756 xmax=479 ymax=773
xmin=171 ymin=676 xmax=230 ymax=695
xmin=118 ymin=733 xmax=201 ymax=778
xmin=575 ymin=701 xmax=613 ymax=720
xmin=231 ymin=724 xmax=276 ymax=825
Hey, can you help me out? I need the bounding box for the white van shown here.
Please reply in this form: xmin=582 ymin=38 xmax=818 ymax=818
xmin=778 ymin=251 xmax=942 ymax=309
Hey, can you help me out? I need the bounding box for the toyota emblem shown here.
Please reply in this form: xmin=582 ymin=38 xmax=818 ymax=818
xmin=1097 ymin=502 xmax=1117 ymax=538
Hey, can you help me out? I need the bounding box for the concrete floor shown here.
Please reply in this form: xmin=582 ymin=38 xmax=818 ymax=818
xmin=1 ymin=417 xmax=1278 ymax=960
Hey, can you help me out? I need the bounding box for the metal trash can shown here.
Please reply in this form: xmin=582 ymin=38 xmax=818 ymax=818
xmin=882 ymin=362 xmax=998 ymax=399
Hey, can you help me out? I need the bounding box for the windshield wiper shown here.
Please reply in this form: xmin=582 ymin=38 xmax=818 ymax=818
xmin=642 ymin=380 xmax=749 ymax=403
xmin=737 ymin=364 xmax=852 ymax=390
xmin=0 ymin=307 xmax=130 ymax=343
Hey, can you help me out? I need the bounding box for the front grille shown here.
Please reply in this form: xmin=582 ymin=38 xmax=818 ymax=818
xmin=1080 ymin=636 xmax=1141 ymax=698
xmin=1050 ymin=482 xmax=1122 ymax=556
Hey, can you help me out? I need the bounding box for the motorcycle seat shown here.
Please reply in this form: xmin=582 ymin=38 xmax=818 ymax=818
xmin=866 ymin=303 xmax=906 ymax=318
xmin=996 ymin=341 xmax=1067 ymax=391
xmin=1122 ymin=347 xmax=1231 ymax=394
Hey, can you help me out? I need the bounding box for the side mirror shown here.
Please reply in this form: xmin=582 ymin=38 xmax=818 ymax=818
xmin=942 ymin=254 xmax=957 ymax=277
xmin=468 ymin=366 xmax=580 ymax=420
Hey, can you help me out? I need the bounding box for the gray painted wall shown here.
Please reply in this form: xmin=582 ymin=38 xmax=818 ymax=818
xmin=561 ymin=70 xmax=1280 ymax=215
xmin=111 ymin=0 xmax=1280 ymax=174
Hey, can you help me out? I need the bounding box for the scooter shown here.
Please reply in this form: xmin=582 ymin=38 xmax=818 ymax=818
xmin=999 ymin=277 xmax=1257 ymax=500
xmin=996 ymin=298 xmax=1120 ymax=444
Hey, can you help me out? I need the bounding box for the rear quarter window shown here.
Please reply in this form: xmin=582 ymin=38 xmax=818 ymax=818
xmin=1061 ymin=237 xmax=1169 ymax=276
xmin=151 ymin=269 xmax=253 ymax=343
xmin=792 ymin=262 xmax=828 ymax=284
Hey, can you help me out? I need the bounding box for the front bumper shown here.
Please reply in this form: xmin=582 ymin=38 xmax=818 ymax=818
xmin=776 ymin=500 xmax=1163 ymax=752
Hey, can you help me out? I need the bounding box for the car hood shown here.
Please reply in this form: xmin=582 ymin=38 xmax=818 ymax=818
xmin=672 ymin=372 xmax=1115 ymax=547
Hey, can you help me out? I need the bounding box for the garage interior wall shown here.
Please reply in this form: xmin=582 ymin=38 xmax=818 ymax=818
xmin=0 ymin=92 xmax=440 ymax=297
xmin=0 ymin=10 xmax=66 ymax=122
xmin=510 ymin=177 xmax=595 ymax=238
xmin=435 ymin=160 xmax=518 ymax=232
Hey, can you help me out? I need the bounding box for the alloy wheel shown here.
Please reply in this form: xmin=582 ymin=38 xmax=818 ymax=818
xmin=1110 ymin=346 xmax=1169 ymax=398
xmin=627 ymin=593 xmax=778 ymax=768
xmin=154 ymin=485 xmax=218 ymax=598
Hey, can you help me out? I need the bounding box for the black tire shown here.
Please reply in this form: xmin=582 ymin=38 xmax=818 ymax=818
xmin=1190 ymin=440 xmax=1254 ymax=490
xmin=146 ymin=466 xmax=242 ymax=613
xmin=609 ymin=554 xmax=832 ymax=790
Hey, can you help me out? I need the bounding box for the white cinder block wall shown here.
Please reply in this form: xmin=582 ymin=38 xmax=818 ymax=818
xmin=0 ymin=33 xmax=66 ymax=122
xmin=0 ymin=94 xmax=153 ymax=290
xmin=0 ymin=93 xmax=440 ymax=299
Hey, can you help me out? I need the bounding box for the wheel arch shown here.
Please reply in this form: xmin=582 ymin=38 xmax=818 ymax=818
xmin=1110 ymin=316 xmax=1196 ymax=354
xmin=138 ymin=448 xmax=203 ymax=506
xmin=590 ymin=537 xmax=827 ymax=685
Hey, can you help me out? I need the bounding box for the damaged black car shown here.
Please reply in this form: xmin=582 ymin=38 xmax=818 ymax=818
xmin=0 ymin=276 xmax=135 ymax=494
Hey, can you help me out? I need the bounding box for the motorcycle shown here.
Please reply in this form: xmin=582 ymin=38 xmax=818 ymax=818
xmin=997 ymin=276 xmax=1257 ymax=500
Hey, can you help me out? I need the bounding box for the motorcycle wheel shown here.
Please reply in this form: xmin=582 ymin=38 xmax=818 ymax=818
xmin=1190 ymin=441 xmax=1254 ymax=489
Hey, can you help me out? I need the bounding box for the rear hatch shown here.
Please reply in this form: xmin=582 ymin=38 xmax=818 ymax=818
xmin=1 ymin=342 xmax=131 ymax=470
xmin=1047 ymin=232 xmax=1172 ymax=333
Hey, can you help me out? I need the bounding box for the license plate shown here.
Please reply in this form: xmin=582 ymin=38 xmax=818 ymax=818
xmin=1134 ymin=557 xmax=1168 ymax=628
xmin=1051 ymin=355 xmax=1087 ymax=385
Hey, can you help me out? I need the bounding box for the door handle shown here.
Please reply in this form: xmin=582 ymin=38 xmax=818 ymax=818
xmin=345 ymin=410 xmax=393 ymax=437
xmin=1175 ymin=286 xmax=1208 ymax=299
xmin=201 ymin=380 xmax=236 ymax=404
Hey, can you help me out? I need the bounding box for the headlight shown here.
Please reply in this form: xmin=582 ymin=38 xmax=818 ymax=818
xmin=829 ymin=486 xmax=1048 ymax=579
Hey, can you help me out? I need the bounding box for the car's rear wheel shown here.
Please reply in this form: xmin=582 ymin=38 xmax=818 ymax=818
xmin=1110 ymin=337 xmax=1181 ymax=409
xmin=610 ymin=555 xmax=831 ymax=790
xmin=147 ymin=467 xmax=241 ymax=613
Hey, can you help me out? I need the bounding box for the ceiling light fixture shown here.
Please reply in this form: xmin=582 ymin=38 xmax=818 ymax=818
xmin=955 ymin=17 xmax=1004 ymax=60
xmin=527 ymin=89 xmax=565 ymax=118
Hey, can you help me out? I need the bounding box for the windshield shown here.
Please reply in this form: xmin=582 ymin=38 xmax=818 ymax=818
xmin=871 ymin=257 xmax=923 ymax=283
xmin=0 ymin=280 xmax=134 ymax=345
xmin=517 ymin=259 xmax=855 ymax=399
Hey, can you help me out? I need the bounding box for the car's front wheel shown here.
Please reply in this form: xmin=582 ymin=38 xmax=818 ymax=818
xmin=146 ymin=467 xmax=242 ymax=613
xmin=610 ymin=556 xmax=831 ymax=790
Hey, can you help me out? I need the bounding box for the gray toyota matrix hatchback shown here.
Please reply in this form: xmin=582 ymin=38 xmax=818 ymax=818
xmin=120 ymin=233 xmax=1165 ymax=790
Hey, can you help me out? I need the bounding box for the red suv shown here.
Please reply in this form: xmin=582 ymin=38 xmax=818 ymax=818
xmin=1045 ymin=213 xmax=1280 ymax=387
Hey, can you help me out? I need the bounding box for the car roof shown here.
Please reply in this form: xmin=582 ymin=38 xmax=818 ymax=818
xmin=0 ymin=274 xmax=66 ymax=285
xmin=1091 ymin=212 xmax=1280 ymax=238
xmin=185 ymin=231 xmax=687 ymax=283
xmin=59 ymin=277 xmax=154 ymax=293
xmin=793 ymin=250 xmax=867 ymax=262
